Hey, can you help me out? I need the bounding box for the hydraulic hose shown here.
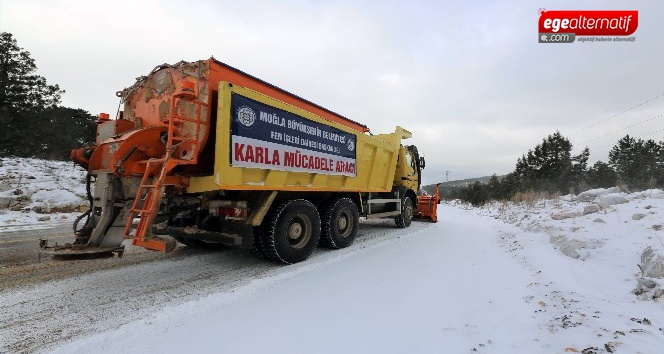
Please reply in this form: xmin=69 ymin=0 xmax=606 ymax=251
xmin=73 ymin=173 xmax=94 ymax=233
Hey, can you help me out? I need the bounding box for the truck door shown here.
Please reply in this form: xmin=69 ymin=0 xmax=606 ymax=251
xmin=406 ymin=145 xmax=422 ymax=192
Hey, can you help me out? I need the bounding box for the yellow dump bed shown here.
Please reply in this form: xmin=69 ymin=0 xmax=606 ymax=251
xmin=188 ymin=82 xmax=410 ymax=193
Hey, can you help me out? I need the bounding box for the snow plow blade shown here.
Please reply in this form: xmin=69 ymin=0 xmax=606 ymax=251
xmin=38 ymin=239 xmax=125 ymax=259
xmin=415 ymin=183 xmax=440 ymax=222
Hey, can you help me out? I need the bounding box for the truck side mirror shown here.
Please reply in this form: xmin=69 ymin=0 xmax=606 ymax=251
xmin=419 ymin=157 xmax=426 ymax=169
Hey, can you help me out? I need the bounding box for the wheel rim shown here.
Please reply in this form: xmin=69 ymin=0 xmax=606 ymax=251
xmin=337 ymin=210 xmax=353 ymax=238
xmin=287 ymin=214 xmax=312 ymax=249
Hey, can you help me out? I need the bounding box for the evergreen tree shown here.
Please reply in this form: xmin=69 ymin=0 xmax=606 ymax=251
xmin=487 ymin=174 xmax=501 ymax=200
xmin=33 ymin=107 xmax=97 ymax=159
xmin=460 ymin=181 xmax=488 ymax=206
xmin=498 ymin=172 xmax=519 ymax=199
xmin=609 ymin=135 xmax=637 ymax=186
xmin=571 ymin=147 xmax=589 ymax=193
xmin=609 ymin=135 xmax=660 ymax=189
xmin=586 ymin=161 xmax=617 ymax=189
xmin=0 ymin=32 xmax=63 ymax=113
xmin=641 ymin=139 xmax=661 ymax=188
xmin=1 ymin=32 xmax=64 ymax=156
xmin=513 ymin=131 xmax=579 ymax=193
xmin=514 ymin=153 xmax=534 ymax=191
xmin=0 ymin=32 xmax=95 ymax=159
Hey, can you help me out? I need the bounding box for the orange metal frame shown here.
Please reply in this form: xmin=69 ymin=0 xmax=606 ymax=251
xmin=416 ymin=184 xmax=440 ymax=222
xmin=124 ymin=82 xmax=209 ymax=251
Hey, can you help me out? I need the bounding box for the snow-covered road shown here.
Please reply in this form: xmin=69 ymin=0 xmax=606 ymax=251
xmin=2 ymin=199 xmax=663 ymax=354
xmin=36 ymin=202 xmax=662 ymax=354
xmin=1 ymin=218 xmax=430 ymax=354
xmin=57 ymin=207 xmax=537 ymax=354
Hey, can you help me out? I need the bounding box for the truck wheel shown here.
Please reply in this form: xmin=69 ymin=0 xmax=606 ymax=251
xmin=320 ymin=198 xmax=359 ymax=249
xmin=252 ymin=226 xmax=268 ymax=260
xmin=394 ymin=196 xmax=413 ymax=228
xmin=261 ymin=199 xmax=321 ymax=264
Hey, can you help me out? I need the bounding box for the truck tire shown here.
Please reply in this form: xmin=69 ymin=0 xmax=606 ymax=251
xmin=261 ymin=199 xmax=321 ymax=264
xmin=394 ymin=196 xmax=413 ymax=228
xmin=320 ymin=198 xmax=359 ymax=249
xmin=252 ymin=226 xmax=268 ymax=260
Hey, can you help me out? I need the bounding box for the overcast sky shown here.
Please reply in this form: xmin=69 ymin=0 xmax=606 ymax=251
xmin=2 ymin=0 xmax=663 ymax=184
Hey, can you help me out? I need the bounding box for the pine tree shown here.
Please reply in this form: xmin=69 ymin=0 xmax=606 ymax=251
xmin=609 ymin=135 xmax=660 ymax=189
xmin=0 ymin=32 xmax=63 ymax=113
xmin=0 ymin=32 xmax=65 ymax=156
xmin=513 ymin=131 xmax=579 ymax=194
xmin=487 ymin=173 xmax=501 ymax=200
xmin=657 ymin=141 xmax=664 ymax=186
xmin=33 ymin=107 xmax=97 ymax=159
xmin=0 ymin=32 xmax=96 ymax=160
xmin=609 ymin=135 xmax=636 ymax=186
xmin=586 ymin=161 xmax=617 ymax=189
xmin=641 ymin=139 xmax=661 ymax=188
xmin=499 ymin=172 xmax=519 ymax=199
xmin=571 ymin=147 xmax=589 ymax=192
xmin=460 ymin=181 xmax=488 ymax=206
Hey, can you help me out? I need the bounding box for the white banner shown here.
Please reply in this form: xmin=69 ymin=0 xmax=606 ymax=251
xmin=231 ymin=135 xmax=357 ymax=176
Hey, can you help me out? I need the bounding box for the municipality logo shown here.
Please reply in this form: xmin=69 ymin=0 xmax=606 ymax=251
xmin=236 ymin=106 xmax=256 ymax=127
xmin=347 ymin=138 xmax=355 ymax=152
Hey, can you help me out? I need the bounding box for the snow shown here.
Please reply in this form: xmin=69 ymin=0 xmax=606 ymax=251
xmin=1 ymin=158 xmax=663 ymax=353
xmin=577 ymin=187 xmax=622 ymax=202
xmin=0 ymin=157 xmax=88 ymax=225
xmin=46 ymin=208 xmax=543 ymax=354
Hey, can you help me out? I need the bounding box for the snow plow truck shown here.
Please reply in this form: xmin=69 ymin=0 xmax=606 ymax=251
xmin=40 ymin=57 xmax=426 ymax=264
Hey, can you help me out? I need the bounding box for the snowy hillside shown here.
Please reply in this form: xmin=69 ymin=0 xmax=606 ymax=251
xmin=0 ymin=158 xmax=88 ymax=225
xmin=1 ymin=158 xmax=663 ymax=354
xmin=471 ymin=187 xmax=664 ymax=302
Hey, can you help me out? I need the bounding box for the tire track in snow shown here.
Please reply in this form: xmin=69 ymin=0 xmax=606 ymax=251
xmin=0 ymin=219 xmax=431 ymax=354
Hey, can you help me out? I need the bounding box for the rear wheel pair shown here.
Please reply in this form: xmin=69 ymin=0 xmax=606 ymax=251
xmin=254 ymin=198 xmax=359 ymax=264
xmin=319 ymin=198 xmax=359 ymax=249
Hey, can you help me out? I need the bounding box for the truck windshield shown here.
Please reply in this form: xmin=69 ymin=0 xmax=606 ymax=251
xmin=405 ymin=151 xmax=415 ymax=173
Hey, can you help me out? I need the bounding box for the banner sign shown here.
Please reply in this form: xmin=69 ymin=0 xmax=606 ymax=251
xmin=230 ymin=93 xmax=357 ymax=176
